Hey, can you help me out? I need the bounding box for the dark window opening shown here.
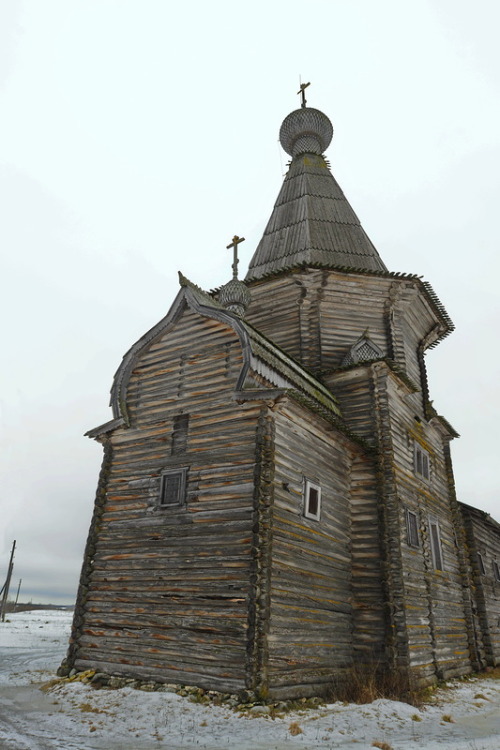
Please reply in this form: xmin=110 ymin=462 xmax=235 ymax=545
xmin=304 ymin=479 xmax=321 ymax=521
xmin=308 ymin=487 xmax=319 ymax=516
xmin=429 ymin=519 xmax=443 ymax=571
xmin=406 ymin=509 xmax=419 ymax=547
xmin=160 ymin=468 xmax=188 ymax=507
xmin=415 ymin=444 xmax=430 ymax=480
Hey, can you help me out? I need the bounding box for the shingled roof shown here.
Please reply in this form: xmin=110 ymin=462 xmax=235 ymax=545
xmin=246 ymin=106 xmax=387 ymax=281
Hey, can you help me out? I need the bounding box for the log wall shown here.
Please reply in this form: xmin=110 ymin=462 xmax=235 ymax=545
xmin=326 ymin=367 xmax=387 ymax=662
xmin=318 ymin=272 xmax=389 ymax=368
xmin=70 ymin=265 xmax=477 ymax=697
xmin=265 ymin=399 xmax=355 ymax=698
xmin=461 ymin=505 xmax=500 ymax=667
xmin=73 ymin=307 xmax=262 ymax=693
xmin=247 ymin=270 xmax=391 ymax=372
xmin=330 ymin=359 xmax=474 ymax=688
xmin=388 ymin=283 xmax=429 ymax=391
xmin=325 ymin=366 xmax=377 ymax=444
xmin=244 ymin=274 xmax=303 ymax=362
xmin=247 ymin=271 xmax=440 ymax=384
xmin=383 ymin=369 xmax=473 ymax=685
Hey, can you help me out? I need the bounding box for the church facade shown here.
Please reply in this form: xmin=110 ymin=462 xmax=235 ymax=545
xmin=63 ymin=99 xmax=500 ymax=699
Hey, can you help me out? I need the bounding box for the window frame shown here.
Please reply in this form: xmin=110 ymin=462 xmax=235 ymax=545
xmin=477 ymin=552 xmax=486 ymax=576
xmin=414 ymin=443 xmax=430 ymax=481
xmin=303 ymin=478 xmax=321 ymax=521
xmin=493 ymin=560 xmax=500 ymax=583
xmin=428 ymin=516 xmax=444 ymax=571
xmin=405 ymin=508 xmax=419 ymax=548
xmin=159 ymin=467 xmax=188 ymax=508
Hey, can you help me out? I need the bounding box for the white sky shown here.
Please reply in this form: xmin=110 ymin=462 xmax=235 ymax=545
xmin=1 ymin=0 xmax=499 ymax=603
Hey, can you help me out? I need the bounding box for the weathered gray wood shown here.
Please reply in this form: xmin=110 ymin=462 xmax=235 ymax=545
xmin=460 ymin=503 xmax=500 ymax=667
xmin=262 ymin=400 xmax=356 ymax=694
xmin=67 ymin=210 xmax=493 ymax=699
xmin=69 ymin=310 xmax=262 ymax=692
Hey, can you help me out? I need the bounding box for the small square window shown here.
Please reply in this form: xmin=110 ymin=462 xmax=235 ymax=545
xmin=493 ymin=561 xmax=500 ymax=583
xmin=477 ymin=552 xmax=486 ymax=575
xmin=303 ymin=479 xmax=321 ymax=521
xmin=406 ymin=509 xmax=419 ymax=547
xmin=159 ymin=468 xmax=188 ymax=507
xmin=429 ymin=518 xmax=443 ymax=571
xmin=414 ymin=444 xmax=430 ymax=480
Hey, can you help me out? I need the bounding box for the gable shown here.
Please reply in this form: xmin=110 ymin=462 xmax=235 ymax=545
xmin=108 ymin=282 xmax=254 ymax=426
xmin=124 ymin=306 xmax=244 ymax=428
xmin=341 ymin=333 xmax=383 ymax=367
xmin=100 ymin=276 xmax=341 ymax=439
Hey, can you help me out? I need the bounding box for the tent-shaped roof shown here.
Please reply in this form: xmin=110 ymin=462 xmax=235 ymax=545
xmin=246 ymin=106 xmax=387 ymax=281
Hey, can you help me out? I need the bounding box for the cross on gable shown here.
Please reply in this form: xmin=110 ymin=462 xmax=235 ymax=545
xmin=226 ymin=235 xmax=245 ymax=279
xmin=297 ymin=81 xmax=310 ymax=108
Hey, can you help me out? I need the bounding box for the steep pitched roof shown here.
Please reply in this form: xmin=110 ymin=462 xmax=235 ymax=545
xmin=246 ymin=107 xmax=387 ymax=281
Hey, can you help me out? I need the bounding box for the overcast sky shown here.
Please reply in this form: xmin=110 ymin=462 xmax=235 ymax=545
xmin=1 ymin=0 xmax=499 ymax=604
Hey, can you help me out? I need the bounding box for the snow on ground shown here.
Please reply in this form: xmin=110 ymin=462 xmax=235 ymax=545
xmin=1 ymin=610 xmax=500 ymax=749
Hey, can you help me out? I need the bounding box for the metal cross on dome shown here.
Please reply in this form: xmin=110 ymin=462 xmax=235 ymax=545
xmin=297 ymin=81 xmax=311 ymax=108
xmin=226 ymin=235 xmax=245 ymax=279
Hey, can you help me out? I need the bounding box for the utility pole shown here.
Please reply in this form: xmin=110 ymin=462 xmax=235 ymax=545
xmin=14 ymin=578 xmax=22 ymax=611
xmin=0 ymin=540 xmax=16 ymax=622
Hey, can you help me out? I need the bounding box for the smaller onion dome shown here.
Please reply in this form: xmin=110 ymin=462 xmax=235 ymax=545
xmin=279 ymin=107 xmax=333 ymax=157
xmin=219 ymin=277 xmax=251 ymax=317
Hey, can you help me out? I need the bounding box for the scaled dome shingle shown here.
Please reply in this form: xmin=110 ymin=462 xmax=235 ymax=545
xmin=279 ymin=107 xmax=334 ymax=157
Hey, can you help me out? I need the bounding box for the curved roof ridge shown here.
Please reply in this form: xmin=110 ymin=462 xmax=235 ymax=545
xmin=107 ymin=273 xmax=342 ymax=427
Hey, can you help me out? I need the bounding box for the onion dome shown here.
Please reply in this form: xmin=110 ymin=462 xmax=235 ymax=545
xmin=279 ymin=107 xmax=333 ymax=157
xmin=219 ymin=277 xmax=251 ymax=317
xmin=245 ymin=99 xmax=387 ymax=280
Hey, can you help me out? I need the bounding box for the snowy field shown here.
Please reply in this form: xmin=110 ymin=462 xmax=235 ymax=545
xmin=1 ymin=610 xmax=500 ymax=749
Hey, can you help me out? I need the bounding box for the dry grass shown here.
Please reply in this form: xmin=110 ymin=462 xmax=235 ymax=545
xmin=39 ymin=678 xmax=62 ymax=693
xmin=288 ymin=721 xmax=303 ymax=736
xmin=77 ymin=702 xmax=109 ymax=715
xmin=372 ymin=742 xmax=393 ymax=750
xmin=328 ymin=663 xmax=419 ymax=706
xmin=486 ymin=667 xmax=500 ymax=680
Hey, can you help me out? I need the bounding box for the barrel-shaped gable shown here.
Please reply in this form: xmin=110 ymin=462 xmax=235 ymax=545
xmin=125 ymin=305 xmax=244 ymax=428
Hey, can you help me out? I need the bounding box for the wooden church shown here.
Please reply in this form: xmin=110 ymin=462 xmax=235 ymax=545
xmin=63 ymin=91 xmax=500 ymax=699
